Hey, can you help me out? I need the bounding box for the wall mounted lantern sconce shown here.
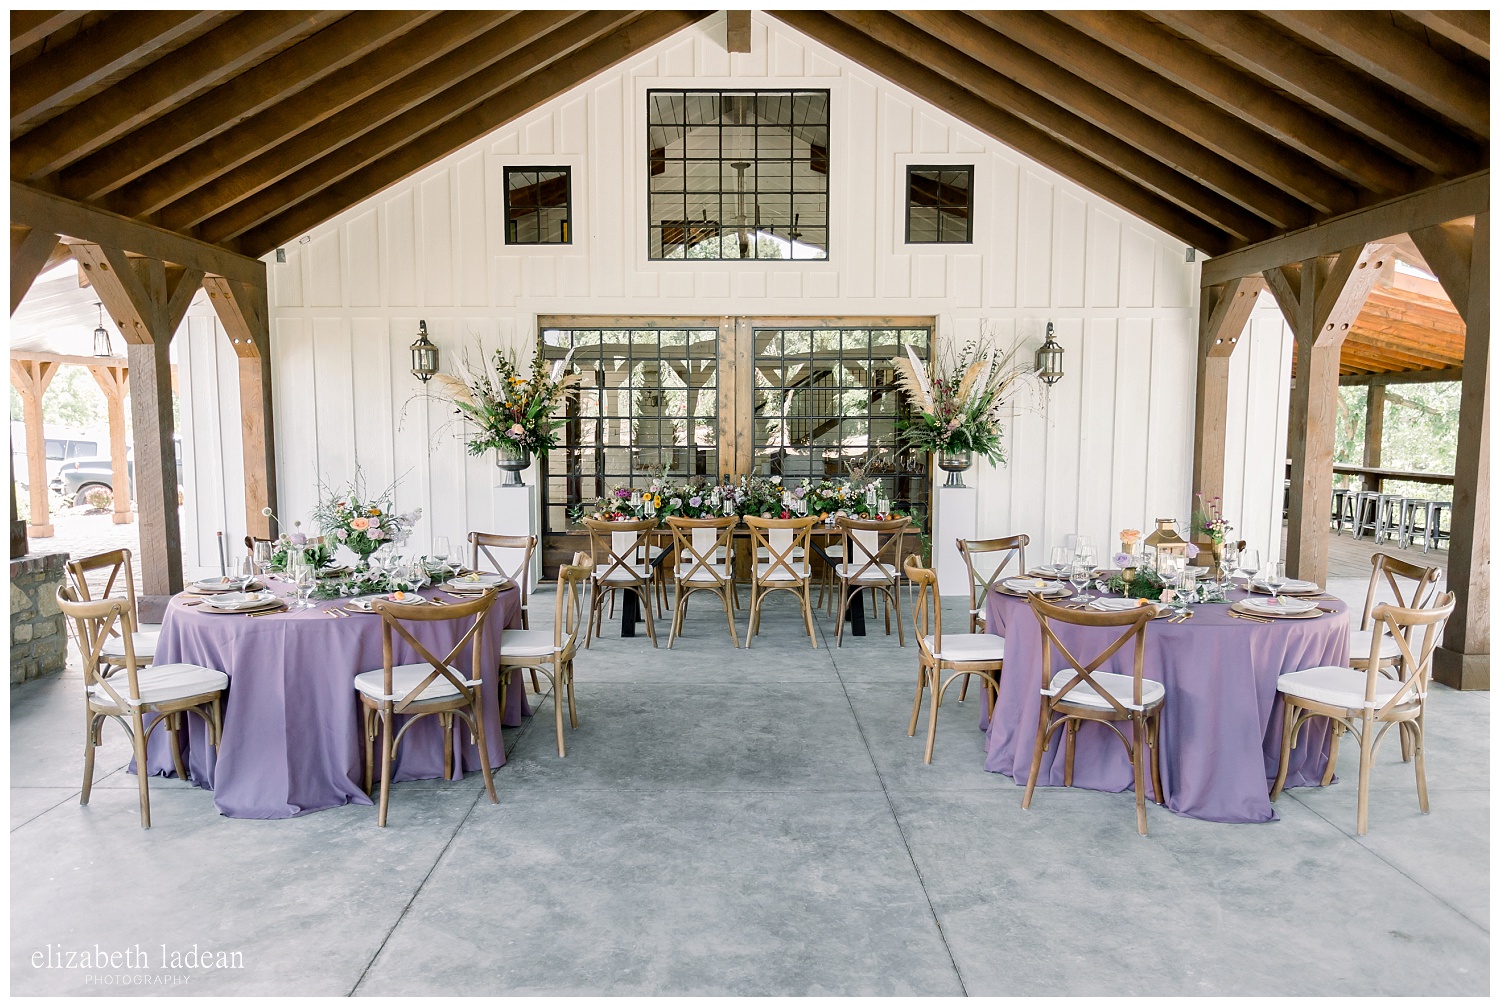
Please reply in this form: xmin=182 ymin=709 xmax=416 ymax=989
xmin=92 ymin=302 xmax=111 ymax=357
xmin=1034 ymin=322 xmax=1064 ymax=386
xmin=410 ymin=320 xmax=438 ymax=382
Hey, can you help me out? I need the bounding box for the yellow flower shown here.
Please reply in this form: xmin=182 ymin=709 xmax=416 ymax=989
xmin=370 ymin=508 xmax=381 ymax=516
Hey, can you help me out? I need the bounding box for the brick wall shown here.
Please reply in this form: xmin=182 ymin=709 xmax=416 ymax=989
xmin=11 ymin=552 xmax=68 ymax=684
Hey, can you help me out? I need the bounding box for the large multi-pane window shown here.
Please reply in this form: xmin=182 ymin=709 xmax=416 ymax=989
xmin=752 ymin=325 xmax=932 ymax=515
xmin=647 ymin=90 xmax=829 ymax=260
xmin=539 ymin=325 xmax=719 ymax=534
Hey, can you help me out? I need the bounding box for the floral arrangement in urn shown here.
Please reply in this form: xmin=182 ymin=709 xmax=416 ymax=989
xmin=432 ymin=345 xmax=579 ymax=466
xmin=311 ymin=474 xmax=422 ymax=569
xmin=892 ymin=339 xmax=1029 ymax=468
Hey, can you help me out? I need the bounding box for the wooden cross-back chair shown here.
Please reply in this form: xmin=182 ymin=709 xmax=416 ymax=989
xmin=470 ymin=532 xmax=539 ymax=690
xmin=57 ymin=586 xmax=227 ymax=829
xmin=1352 ymin=552 xmax=1441 ymax=676
xmin=743 ymin=515 xmax=819 ymax=649
xmin=1272 ymin=593 xmax=1456 ymax=836
xmin=1023 ymin=595 xmax=1166 ymax=836
xmin=65 ymin=548 xmax=158 ymax=668
xmin=905 ymin=556 xmax=1007 ymax=764
xmin=665 ymin=515 xmax=740 ymax=648
xmin=832 ymin=516 xmax=912 ymax=647
xmin=582 ymin=517 xmax=659 ymax=648
xmin=958 ymin=535 xmax=1029 ymax=635
xmin=499 ymin=554 xmax=592 ymax=757
xmin=357 ymin=590 xmax=500 ymax=827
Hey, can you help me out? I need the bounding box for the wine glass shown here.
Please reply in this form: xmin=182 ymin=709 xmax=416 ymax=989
xmin=433 ymin=535 xmax=450 ymax=569
xmin=1068 ymin=558 xmax=1090 ymax=604
xmin=1237 ymin=548 xmax=1260 ymax=590
xmin=236 ymin=555 xmax=256 ymax=591
xmin=1049 ymin=545 xmax=1070 ymax=577
xmin=1075 ymin=545 xmax=1097 ymax=599
xmin=289 ymin=552 xmax=314 ymax=610
xmin=253 ymin=540 xmax=273 ymax=577
xmin=1264 ymin=559 xmax=1286 ymax=604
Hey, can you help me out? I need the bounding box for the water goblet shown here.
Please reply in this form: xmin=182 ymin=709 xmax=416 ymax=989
xmin=433 ymin=536 xmax=450 ymax=567
xmin=253 ymin=540 xmax=273 ymax=577
xmin=1068 ymin=560 xmax=1090 ymax=604
xmin=1237 ymin=548 xmax=1260 ymax=589
xmin=1264 ymin=560 xmax=1286 ymax=604
xmin=1049 ymin=546 xmax=1070 ymax=577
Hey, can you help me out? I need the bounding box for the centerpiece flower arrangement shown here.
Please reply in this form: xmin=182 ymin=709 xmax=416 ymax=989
xmin=432 ymin=345 xmax=579 ymax=465
xmin=310 ymin=474 xmax=422 ymax=570
xmin=892 ymin=339 xmax=1029 ymax=467
xmin=1107 ymin=552 xmax=1166 ymax=600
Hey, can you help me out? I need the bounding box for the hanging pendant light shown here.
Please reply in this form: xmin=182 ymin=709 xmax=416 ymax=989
xmin=1034 ymin=321 xmax=1064 ymax=386
xmin=410 ymin=319 xmax=438 ymax=382
xmin=92 ymin=302 xmax=111 ymax=357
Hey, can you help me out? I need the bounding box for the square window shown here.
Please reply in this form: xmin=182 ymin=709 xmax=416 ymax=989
xmin=905 ymin=165 xmax=973 ymax=244
xmin=505 ymin=166 xmax=572 ymax=244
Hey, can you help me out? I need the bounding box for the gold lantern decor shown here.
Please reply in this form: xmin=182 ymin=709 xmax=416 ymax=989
xmin=1143 ymin=518 xmax=1189 ymax=565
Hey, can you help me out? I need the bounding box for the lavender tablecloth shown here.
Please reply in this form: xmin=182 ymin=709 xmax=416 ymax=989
xmin=149 ymin=580 xmax=527 ymax=819
xmin=981 ymin=587 xmax=1349 ymax=823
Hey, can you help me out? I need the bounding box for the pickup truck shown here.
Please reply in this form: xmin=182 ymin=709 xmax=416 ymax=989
xmin=50 ymin=440 xmax=183 ymax=506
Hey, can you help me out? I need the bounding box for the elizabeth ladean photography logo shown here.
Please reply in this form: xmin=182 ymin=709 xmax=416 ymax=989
xmin=32 ymin=944 xmax=244 ymax=986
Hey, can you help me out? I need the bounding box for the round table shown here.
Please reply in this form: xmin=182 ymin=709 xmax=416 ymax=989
xmin=148 ymin=579 xmax=526 ymax=819
xmin=981 ymin=586 xmax=1349 ymax=823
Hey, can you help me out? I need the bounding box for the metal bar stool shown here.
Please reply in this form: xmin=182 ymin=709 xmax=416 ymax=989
xmin=1351 ymin=491 xmax=1381 ymax=539
xmin=1375 ymin=494 xmax=1405 ymax=545
xmin=1424 ymin=500 xmax=1452 ymax=553
xmin=1330 ymin=488 xmax=1356 ymax=536
xmin=1397 ymin=497 xmax=1428 ymax=551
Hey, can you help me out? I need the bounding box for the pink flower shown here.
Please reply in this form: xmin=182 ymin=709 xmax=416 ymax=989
xmin=369 ymin=529 xmax=385 ymax=540
xmin=335 ymin=529 xmax=348 ymax=540
xmin=1185 ymin=542 xmax=1200 ymax=559
xmin=367 ymin=516 xmax=380 ymax=529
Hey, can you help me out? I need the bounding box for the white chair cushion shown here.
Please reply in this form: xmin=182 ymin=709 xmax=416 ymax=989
xmin=677 ymin=563 xmax=731 ymax=584
xmin=836 ymin=562 xmax=898 ymax=583
xmin=101 ymin=629 xmax=159 ymax=661
xmin=598 ymin=563 xmax=650 ymax=584
xmin=89 ymin=663 xmax=226 ymax=707
xmin=354 ymin=663 xmax=467 ymax=703
xmin=925 ymin=633 xmax=1005 ymax=662
xmin=755 ymin=561 xmax=809 ymax=582
xmin=1045 ymin=669 xmax=1165 ymax=711
xmin=501 ymin=629 xmax=557 ymax=658
xmin=1277 ymin=665 xmax=1406 ymax=710
xmin=1348 ymin=629 xmax=1402 ymax=663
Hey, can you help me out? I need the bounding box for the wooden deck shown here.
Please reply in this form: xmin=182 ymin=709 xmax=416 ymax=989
xmin=1280 ymin=521 xmax=1448 ymax=582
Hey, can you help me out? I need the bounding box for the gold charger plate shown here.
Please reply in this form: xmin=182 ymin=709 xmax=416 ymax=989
xmin=1230 ymin=601 xmax=1324 ymax=620
xmin=197 ymin=599 xmax=285 ymax=616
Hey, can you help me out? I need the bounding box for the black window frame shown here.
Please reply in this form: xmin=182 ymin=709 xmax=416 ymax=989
xmin=504 ymin=165 xmax=573 ymax=245
xmin=646 ymin=88 xmax=832 ymax=262
xmin=904 ymin=164 xmax=974 ymax=245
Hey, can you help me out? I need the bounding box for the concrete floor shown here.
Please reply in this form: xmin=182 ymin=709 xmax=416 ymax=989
xmin=10 ymin=583 xmax=1489 ymax=995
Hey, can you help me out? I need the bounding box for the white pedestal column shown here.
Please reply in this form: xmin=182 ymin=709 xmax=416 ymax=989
xmin=935 ymin=484 xmax=977 ymax=597
xmin=491 ymin=479 xmax=542 ymax=589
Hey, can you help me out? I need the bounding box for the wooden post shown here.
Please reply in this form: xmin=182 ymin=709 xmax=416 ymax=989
xmin=1361 ymin=383 xmax=1384 ymax=492
xmin=70 ymin=241 xmax=202 ymax=597
xmin=1266 ymin=243 xmax=1389 ymax=585
xmin=1192 ymin=275 xmax=1265 ymax=508
xmin=87 ymin=363 xmax=133 ymax=524
xmin=203 ymin=276 xmax=277 ymax=539
xmin=726 ymin=11 xmax=752 ymax=53
xmin=8 ymin=359 xmax=59 ymax=537
xmin=11 ymin=225 xmax=59 ymax=315
xmin=1412 ymin=213 xmax=1489 ymax=689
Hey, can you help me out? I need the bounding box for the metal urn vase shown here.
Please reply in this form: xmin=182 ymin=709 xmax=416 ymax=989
xmin=937 ymin=449 xmax=973 ymax=488
xmin=495 ymin=442 xmax=531 ymax=487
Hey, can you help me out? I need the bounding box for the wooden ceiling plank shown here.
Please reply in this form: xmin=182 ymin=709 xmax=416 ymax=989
xmin=162 ymin=10 xmax=585 ymax=234
xmin=200 ymin=10 xmax=642 ymax=246
xmin=11 ymin=11 xmax=346 ymax=181
xmin=1341 ymin=366 xmax=1464 ymax=385
xmin=897 ymin=10 xmax=1311 ymax=230
xmin=1154 ymin=11 xmax=1480 ymax=177
xmin=1054 ymin=10 xmax=1413 ymax=196
xmin=970 ymin=11 xmax=1356 ymax=214
xmin=108 ymin=10 xmax=517 ymax=220
xmin=1404 ymin=11 xmax=1489 ymax=60
xmin=1266 ymin=11 xmax=1488 ymax=136
xmin=826 ymin=11 xmax=1268 ymax=242
xmin=12 ymin=182 xmax=265 ymax=286
xmin=1202 ymin=171 xmax=1488 ymax=284
xmin=1346 ymin=330 xmax=1464 ymax=367
xmin=10 ymin=11 xmax=218 ymax=129
xmin=10 ymin=11 xmax=89 ymax=55
xmin=768 ymin=11 xmax=1232 ymax=255
xmin=56 ymin=11 xmax=438 ymax=203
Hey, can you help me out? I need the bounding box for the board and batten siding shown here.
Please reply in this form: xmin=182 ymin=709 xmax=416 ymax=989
xmin=174 ymin=12 xmax=1292 ymax=577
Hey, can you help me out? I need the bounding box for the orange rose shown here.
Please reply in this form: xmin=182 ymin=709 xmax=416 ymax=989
xmin=352 ymin=517 xmax=370 ymax=531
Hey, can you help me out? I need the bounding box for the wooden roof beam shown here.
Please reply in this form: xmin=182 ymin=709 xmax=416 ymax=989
xmin=1053 ymin=11 xmax=1414 ymax=196
xmin=1266 ymin=11 xmax=1488 ymax=136
xmin=10 ymin=11 xmax=220 ymax=130
xmin=970 ymin=11 xmax=1356 ymax=215
xmin=1404 ymin=11 xmax=1489 ymax=60
xmin=772 ymin=11 xmax=1233 ymax=255
xmin=11 ymin=11 xmax=346 ymax=181
xmin=826 ymin=11 xmax=1270 ymax=243
xmin=236 ymin=11 xmax=716 ymax=256
xmin=10 ymin=11 xmax=89 ymax=55
xmin=107 ymin=11 xmax=517 ymax=220
xmin=1154 ymin=11 xmax=1481 ymax=177
xmin=1345 ymin=329 xmax=1464 ymax=367
xmin=204 ymin=10 xmax=646 ymax=247
xmin=895 ymin=10 xmax=1311 ymax=230
xmin=57 ymin=11 xmax=438 ymax=203
xmin=1341 ymin=366 xmax=1463 ymax=386
xmin=161 ymin=10 xmax=586 ymax=234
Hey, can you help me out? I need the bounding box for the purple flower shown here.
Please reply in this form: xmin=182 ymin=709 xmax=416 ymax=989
xmin=614 ymin=487 xmax=631 ymax=500
xmin=689 ymin=496 xmax=702 ymax=508
xmin=1113 ymin=552 xmax=1136 ymax=569
xmin=290 ymin=533 xmax=306 ymax=546
xmin=335 ymin=529 xmax=348 ymax=541
xmin=1185 ymin=542 xmax=1200 ymax=559
xmin=369 ymin=529 xmax=385 ymax=540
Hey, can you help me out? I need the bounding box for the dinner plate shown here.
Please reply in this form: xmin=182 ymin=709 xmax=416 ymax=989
xmin=189 ymin=577 xmax=261 ymax=594
xmin=1241 ymin=596 xmax=1317 ymax=615
xmin=1027 ymin=564 xmax=1070 ymax=580
xmin=999 ymin=577 xmax=1070 ymax=598
xmin=344 ymin=592 xmax=429 ymax=612
xmin=199 ymin=591 xmax=283 ymax=615
xmin=1088 ymin=597 xmax=1170 ymax=619
xmin=1231 ymin=600 xmax=1323 ymax=620
xmin=1247 ymin=578 xmax=1320 ymax=596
